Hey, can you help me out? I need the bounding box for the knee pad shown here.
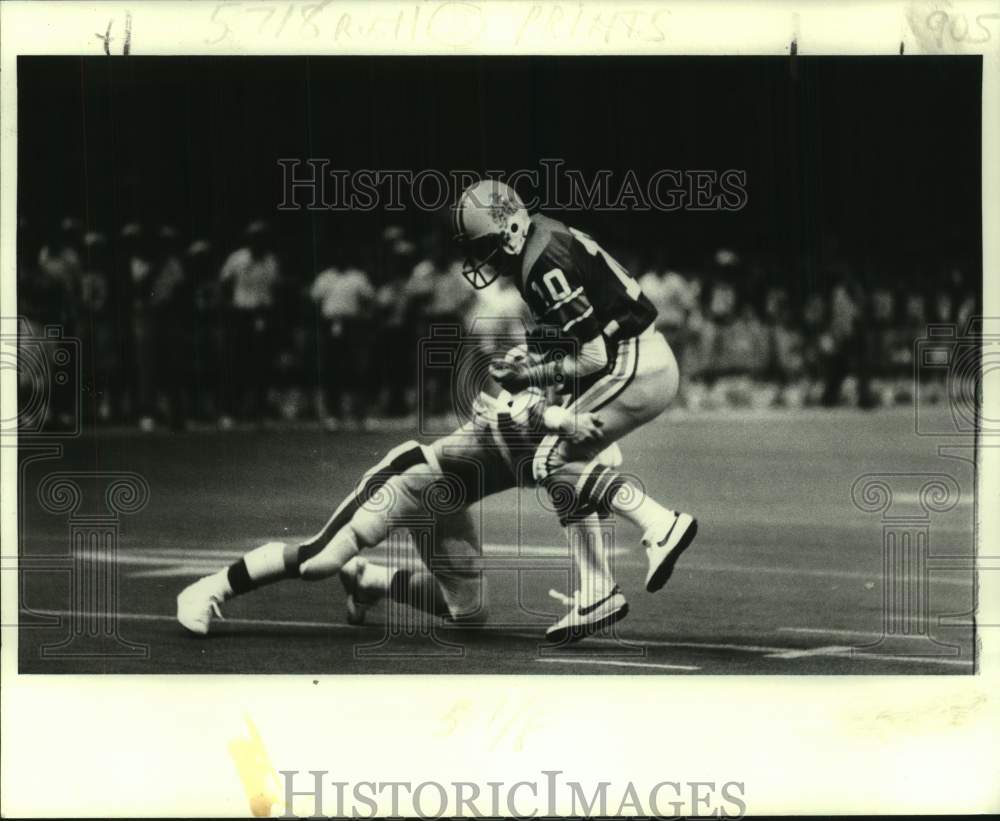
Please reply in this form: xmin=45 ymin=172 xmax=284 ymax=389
xmin=543 ymin=459 xmax=626 ymax=526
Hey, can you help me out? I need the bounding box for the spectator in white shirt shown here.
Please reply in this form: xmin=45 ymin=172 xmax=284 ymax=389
xmin=219 ymin=221 xmax=282 ymax=424
xmin=310 ymin=262 xmax=375 ymax=430
xmin=221 ymin=246 xmax=280 ymax=310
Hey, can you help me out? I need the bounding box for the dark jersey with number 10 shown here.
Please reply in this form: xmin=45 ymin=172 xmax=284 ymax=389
xmin=516 ymin=214 xmax=657 ymax=343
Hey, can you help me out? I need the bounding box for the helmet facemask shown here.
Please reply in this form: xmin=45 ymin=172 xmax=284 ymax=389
xmin=459 ymin=234 xmax=506 ymax=289
xmin=453 ymin=181 xmax=530 ymax=289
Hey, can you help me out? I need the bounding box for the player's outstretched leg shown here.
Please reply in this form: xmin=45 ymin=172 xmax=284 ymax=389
xmin=177 ymin=440 xmax=436 ymax=635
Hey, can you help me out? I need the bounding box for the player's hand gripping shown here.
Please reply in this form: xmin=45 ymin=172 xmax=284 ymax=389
xmin=563 ymin=412 xmax=605 ymax=444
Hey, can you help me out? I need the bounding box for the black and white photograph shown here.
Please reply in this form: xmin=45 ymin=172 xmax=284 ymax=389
xmin=12 ymin=53 xmax=985 ymax=674
xmin=2 ymin=1 xmax=998 ymax=817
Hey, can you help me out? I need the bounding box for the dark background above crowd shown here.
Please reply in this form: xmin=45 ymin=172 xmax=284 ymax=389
xmin=16 ymin=55 xmax=982 ymax=430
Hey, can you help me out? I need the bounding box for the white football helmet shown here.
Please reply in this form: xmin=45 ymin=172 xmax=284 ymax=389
xmin=452 ymin=180 xmax=531 ymax=289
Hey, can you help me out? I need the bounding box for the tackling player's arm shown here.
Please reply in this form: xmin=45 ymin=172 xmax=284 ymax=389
xmin=543 ymin=403 xmax=605 ymax=443
xmin=490 ymin=335 xmax=607 ymax=392
xmin=473 ymin=369 xmax=605 ymax=444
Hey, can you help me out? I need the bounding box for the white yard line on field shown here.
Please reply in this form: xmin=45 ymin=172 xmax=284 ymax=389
xmin=778 ymin=626 xmax=967 ymax=639
xmin=536 ymin=658 xmax=700 ymax=672
xmin=766 ymin=645 xmax=860 ymax=659
xmin=779 ymin=626 xmax=873 ymax=636
xmin=505 ymin=629 xmax=789 ymax=655
xmin=764 ymin=645 xmax=971 ymax=666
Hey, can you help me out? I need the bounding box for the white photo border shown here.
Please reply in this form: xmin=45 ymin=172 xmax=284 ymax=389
xmin=2 ymin=0 xmax=998 ymax=816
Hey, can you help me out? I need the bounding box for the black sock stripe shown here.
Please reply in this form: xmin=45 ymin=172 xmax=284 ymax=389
xmin=227 ymin=560 xmax=253 ymax=594
xmin=577 ymin=464 xmax=611 ymax=511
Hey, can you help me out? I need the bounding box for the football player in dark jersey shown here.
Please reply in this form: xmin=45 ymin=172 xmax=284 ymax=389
xmin=452 ymin=179 xmax=699 ymax=637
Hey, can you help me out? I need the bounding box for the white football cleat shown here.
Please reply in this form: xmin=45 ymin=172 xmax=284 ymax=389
xmin=643 ymin=512 xmax=698 ymax=593
xmin=339 ymin=556 xmax=375 ymax=626
xmin=545 ymin=586 xmax=629 ymax=644
xmin=176 ymin=573 xmax=229 ymax=635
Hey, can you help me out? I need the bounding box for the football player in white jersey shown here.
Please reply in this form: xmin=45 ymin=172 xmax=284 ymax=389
xmin=177 ymin=346 xmax=627 ymax=642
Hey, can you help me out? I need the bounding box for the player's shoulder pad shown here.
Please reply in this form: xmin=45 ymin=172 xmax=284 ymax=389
xmin=521 ymin=213 xmax=573 ymax=287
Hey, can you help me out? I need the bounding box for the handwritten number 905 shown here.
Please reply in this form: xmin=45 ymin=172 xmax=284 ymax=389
xmin=925 ymin=11 xmax=1000 ymax=47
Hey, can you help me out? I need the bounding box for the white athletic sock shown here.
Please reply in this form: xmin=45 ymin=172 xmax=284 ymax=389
xmin=610 ymin=483 xmax=674 ymax=535
xmin=223 ymin=541 xmax=292 ymax=597
xmin=244 ymin=541 xmax=289 ymax=583
xmin=567 ymin=514 xmax=616 ymax=607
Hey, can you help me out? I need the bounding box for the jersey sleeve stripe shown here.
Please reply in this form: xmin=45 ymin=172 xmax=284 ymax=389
xmin=543 ymin=286 xmax=584 ymax=313
xmin=540 ymin=294 xmax=594 ymax=327
xmin=561 ymin=305 xmax=595 ymax=333
xmin=544 ymin=293 xmax=592 ymax=324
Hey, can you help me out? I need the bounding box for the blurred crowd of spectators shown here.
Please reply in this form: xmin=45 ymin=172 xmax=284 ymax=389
xmin=17 ymin=216 xmax=978 ymax=431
